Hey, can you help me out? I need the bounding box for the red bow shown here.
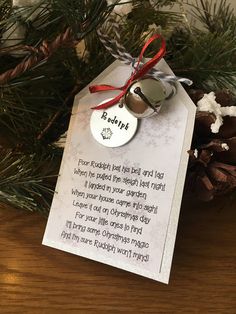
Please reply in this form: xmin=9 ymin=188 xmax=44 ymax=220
xmin=89 ymin=34 xmax=166 ymax=110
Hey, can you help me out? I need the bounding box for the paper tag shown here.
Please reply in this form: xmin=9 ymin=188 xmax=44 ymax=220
xmin=43 ymin=59 xmax=196 ymax=284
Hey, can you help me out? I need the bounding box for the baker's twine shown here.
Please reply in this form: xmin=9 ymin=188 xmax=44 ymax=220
xmin=97 ymin=15 xmax=192 ymax=86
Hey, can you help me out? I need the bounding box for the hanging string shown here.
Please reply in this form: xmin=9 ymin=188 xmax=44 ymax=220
xmin=96 ymin=16 xmax=193 ymax=85
xmin=90 ymin=16 xmax=192 ymax=110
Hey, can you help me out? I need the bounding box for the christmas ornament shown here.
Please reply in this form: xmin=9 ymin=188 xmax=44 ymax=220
xmin=88 ymin=34 xmax=170 ymax=146
xmin=89 ymin=33 xmax=191 ymax=112
xmin=95 ymin=16 xmax=192 ymax=104
xmin=88 ymin=18 xmax=192 ymax=147
xmin=124 ymin=77 xmax=175 ymax=118
xmin=89 ymin=34 xmax=168 ymax=112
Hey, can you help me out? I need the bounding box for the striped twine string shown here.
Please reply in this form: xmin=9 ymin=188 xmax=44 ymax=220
xmin=97 ymin=16 xmax=192 ymax=86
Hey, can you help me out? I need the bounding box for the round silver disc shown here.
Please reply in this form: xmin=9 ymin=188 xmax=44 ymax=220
xmin=90 ymin=102 xmax=138 ymax=147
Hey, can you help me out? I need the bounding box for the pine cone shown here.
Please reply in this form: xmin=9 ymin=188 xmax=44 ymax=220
xmin=187 ymin=90 xmax=236 ymax=201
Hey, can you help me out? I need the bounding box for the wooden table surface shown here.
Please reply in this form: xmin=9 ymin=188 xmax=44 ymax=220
xmin=0 ymin=196 xmax=235 ymax=314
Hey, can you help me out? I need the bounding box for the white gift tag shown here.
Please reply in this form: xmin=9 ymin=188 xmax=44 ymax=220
xmin=43 ymin=59 xmax=196 ymax=284
xmin=90 ymin=102 xmax=138 ymax=147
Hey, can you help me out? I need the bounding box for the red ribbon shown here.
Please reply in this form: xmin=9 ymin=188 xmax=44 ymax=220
xmin=89 ymin=34 xmax=166 ymax=110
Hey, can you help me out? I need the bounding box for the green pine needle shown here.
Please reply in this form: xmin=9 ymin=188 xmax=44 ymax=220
xmin=1 ymin=0 xmax=236 ymax=213
xmin=0 ymin=149 xmax=62 ymax=213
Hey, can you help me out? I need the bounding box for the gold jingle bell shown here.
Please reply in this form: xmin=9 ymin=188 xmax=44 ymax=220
xmin=124 ymin=77 xmax=173 ymax=118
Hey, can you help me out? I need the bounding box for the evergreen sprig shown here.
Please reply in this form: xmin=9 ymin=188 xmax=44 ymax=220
xmin=1 ymin=0 xmax=236 ymax=212
xmin=166 ymin=0 xmax=236 ymax=90
xmin=190 ymin=0 xmax=236 ymax=34
xmin=0 ymin=149 xmax=62 ymax=213
xmin=0 ymin=0 xmax=112 ymax=212
xmin=0 ymin=0 xmax=112 ymax=149
xmin=167 ymin=28 xmax=236 ymax=89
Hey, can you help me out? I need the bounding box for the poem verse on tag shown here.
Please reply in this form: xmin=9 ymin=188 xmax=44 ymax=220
xmin=59 ymin=158 xmax=167 ymax=264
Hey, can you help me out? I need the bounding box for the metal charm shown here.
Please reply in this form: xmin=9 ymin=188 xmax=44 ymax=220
xmin=124 ymin=77 xmax=175 ymax=118
xmin=90 ymin=102 xmax=138 ymax=147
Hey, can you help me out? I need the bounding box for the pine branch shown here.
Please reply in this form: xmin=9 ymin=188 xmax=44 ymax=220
xmin=128 ymin=5 xmax=181 ymax=37
xmin=0 ymin=148 xmax=62 ymax=213
xmin=190 ymin=0 xmax=236 ymax=35
xmin=0 ymin=0 xmax=113 ymax=148
xmin=0 ymin=0 xmax=11 ymax=22
xmin=167 ymin=0 xmax=236 ymax=91
xmin=1 ymin=0 xmax=236 ymax=212
xmin=0 ymin=0 xmax=114 ymax=213
xmin=0 ymin=48 xmax=78 ymax=146
xmin=168 ymin=30 xmax=236 ymax=89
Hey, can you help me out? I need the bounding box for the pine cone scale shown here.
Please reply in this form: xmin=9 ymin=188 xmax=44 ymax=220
xmin=187 ymin=90 xmax=236 ymax=200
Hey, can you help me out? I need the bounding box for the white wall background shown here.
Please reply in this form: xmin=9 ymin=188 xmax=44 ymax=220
xmin=179 ymin=0 xmax=235 ymax=12
xmin=170 ymin=0 xmax=236 ymax=27
xmin=226 ymin=0 xmax=236 ymax=11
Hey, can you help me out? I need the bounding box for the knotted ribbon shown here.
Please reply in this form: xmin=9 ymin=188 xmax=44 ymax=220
xmin=89 ymin=34 xmax=166 ymax=110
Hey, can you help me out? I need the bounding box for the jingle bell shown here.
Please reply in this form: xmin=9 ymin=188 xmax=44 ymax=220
xmin=124 ymin=77 xmax=174 ymax=118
